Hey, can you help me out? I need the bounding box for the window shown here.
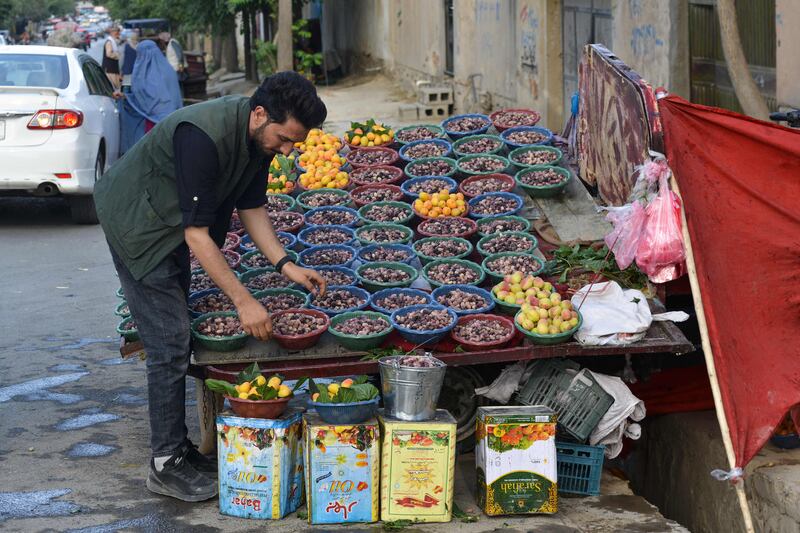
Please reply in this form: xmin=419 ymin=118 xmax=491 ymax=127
xmin=81 ymin=60 xmax=114 ymax=97
xmin=0 ymin=54 xmax=70 ymax=88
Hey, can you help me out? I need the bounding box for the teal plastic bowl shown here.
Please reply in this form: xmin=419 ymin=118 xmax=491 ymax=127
xmin=508 ymin=145 xmax=563 ymax=172
xmin=455 ymin=153 xmax=512 ymax=178
xmin=115 ymin=287 xmax=125 ymax=299
xmin=394 ymin=124 xmax=445 ymax=146
xmin=191 ymin=311 xmax=250 ymax=352
xmin=357 ymin=201 xmax=414 ymax=226
xmin=404 ymin=156 xmax=458 ymax=180
xmin=476 ymin=215 xmax=532 ymax=237
xmin=514 ymin=309 xmax=583 ymax=345
xmin=265 ymin=193 xmax=296 ymax=213
xmin=481 ymin=252 xmax=545 ymax=284
xmin=476 ymin=231 xmax=538 ymax=258
xmin=355 ymin=223 xmax=414 ymax=246
xmin=490 ymin=290 xmax=523 ymax=316
xmin=422 ymin=258 xmax=486 ymax=288
xmin=296 ymin=188 xmax=353 ymax=212
xmin=328 ymin=311 xmax=393 ymax=350
xmin=116 ymin=316 xmax=139 ymax=341
xmin=412 ymin=236 xmax=473 ymax=266
xmin=114 ymin=301 xmax=131 ymax=318
xmin=356 ymin=261 xmax=419 ymax=293
xmin=452 ymin=134 xmax=505 ymax=157
xmin=515 ymin=165 xmax=572 ymax=198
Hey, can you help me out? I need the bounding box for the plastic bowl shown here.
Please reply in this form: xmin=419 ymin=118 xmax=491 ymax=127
xmin=303 ymin=206 xmax=359 ymax=228
xmin=412 ymin=202 xmax=469 ymax=221
xmin=400 ymin=176 xmax=458 ymax=200
xmin=489 ymin=108 xmax=542 ymax=132
xmin=515 ymin=165 xmax=572 ymax=198
xmin=514 ymin=309 xmax=582 ymax=345
xmin=188 ymin=288 xmax=236 ymax=319
xmin=309 ymin=397 xmax=380 ymax=424
xmin=394 ymin=124 xmax=445 ymax=145
xmin=270 ymin=308 xmax=330 ymax=350
xmin=357 ymin=243 xmax=417 ymax=265
xmin=357 ymin=201 xmax=414 ymax=226
xmin=241 ymin=232 xmax=298 ymax=254
xmin=416 ymin=216 xmax=478 ymax=241
xmin=264 ymin=193 xmax=296 ymax=214
xmin=240 ymin=249 xmax=298 ymax=272
xmin=268 ymin=210 xmax=304 ymax=234
xmin=190 ymin=311 xmax=249 ymax=352
xmin=412 ymin=236 xmax=473 ymax=265
xmin=222 ymin=232 xmax=242 ymax=252
xmin=297 ymin=225 xmax=356 ymax=249
xmin=500 ymin=125 xmax=553 ymax=150
xmin=314 ymin=266 xmax=359 ymax=287
xmin=114 ymin=300 xmax=130 ymax=318
xmin=458 ymin=173 xmax=515 ymax=199
xmin=404 ymin=156 xmax=458 ymax=180
xmin=477 ymin=231 xmax=538 ymax=257
xmin=476 ymin=215 xmax=532 ymax=237
xmin=456 ymin=154 xmax=512 ymax=178
xmin=296 ymin=188 xmax=353 ymax=212
xmin=308 ymin=286 xmax=371 ymax=316
xmin=422 ymin=258 xmax=486 ymax=288
xmin=356 ymin=261 xmax=420 ymax=293
xmin=115 ymin=286 xmax=125 ymax=299
xmin=350 ymin=184 xmax=404 ymax=207
xmin=369 ymin=288 xmax=433 ymax=315
xmin=482 ymin=252 xmax=545 ymax=284
xmin=441 ymin=113 xmax=491 ymax=139
xmin=240 ymin=267 xmax=298 ymax=292
xmin=226 ymin=395 xmax=291 ymax=419
xmin=298 ymin=244 xmax=357 ymax=269
xmin=349 ymin=165 xmax=404 ymax=187
xmin=294 ymin=153 xmax=351 ymax=174
xmin=390 ymin=304 xmax=458 ymax=345
xmin=328 ymin=311 xmax=393 ymax=350
xmin=452 ymin=134 xmax=505 ymax=158
xmin=252 ymin=288 xmax=311 ymax=310
xmin=116 ymin=316 xmax=139 ymax=341
xmin=431 ymin=285 xmax=495 ymax=316
xmin=468 ymin=192 xmax=524 ymax=219
xmin=490 ymin=289 xmax=523 ymax=316
xmin=398 ymin=138 xmax=453 ymax=163
xmin=355 ymin=223 xmax=413 ymax=246
xmin=508 ymin=145 xmax=564 ymax=172
xmin=450 ymin=313 xmax=515 ymax=351
xmin=346 ymin=146 xmax=400 ymax=169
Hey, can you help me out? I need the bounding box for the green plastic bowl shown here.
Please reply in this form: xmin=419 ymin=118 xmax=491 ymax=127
xmin=481 ymin=252 xmax=545 ymax=284
xmin=476 ymin=215 xmax=532 ymax=237
xmin=508 ymin=145 xmax=563 ymax=172
xmin=114 ymin=300 xmax=131 ymax=318
xmin=412 ymin=236 xmax=473 ymax=266
xmin=240 ymin=249 xmax=298 ymax=272
xmin=252 ymin=288 xmax=311 ymax=310
xmin=356 ymin=261 xmax=419 ymax=293
xmin=116 ymin=316 xmax=139 ymax=341
xmin=490 ymin=290 xmax=523 ymax=316
xmin=328 ymin=311 xmax=393 ymax=350
xmin=265 ymin=193 xmax=296 ymax=213
xmin=422 ymin=258 xmax=486 ymax=288
xmin=404 ymin=156 xmax=458 ymax=180
xmin=394 ymin=124 xmax=446 ymax=146
xmin=514 ymin=309 xmax=583 ymax=345
xmin=357 ymin=201 xmax=414 ymax=226
xmin=456 ymin=154 xmax=511 ymax=178
xmin=191 ymin=311 xmax=250 ymax=352
xmin=452 ymin=134 xmax=505 ymax=157
xmin=355 ymin=223 xmax=414 ymax=246
xmin=515 ymin=165 xmax=572 ymax=198
xmin=115 ymin=287 xmax=125 ymax=299
xmin=476 ymin=231 xmax=538 ymax=258
xmin=296 ymin=188 xmax=353 ymax=212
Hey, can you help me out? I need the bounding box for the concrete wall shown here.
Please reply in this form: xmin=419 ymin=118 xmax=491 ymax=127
xmin=776 ymin=0 xmax=800 ymax=109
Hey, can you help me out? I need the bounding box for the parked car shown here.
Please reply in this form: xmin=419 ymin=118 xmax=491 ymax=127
xmin=0 ymin=46 xmax=120 ymax=223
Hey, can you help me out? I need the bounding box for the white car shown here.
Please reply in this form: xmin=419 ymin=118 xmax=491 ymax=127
xmin=0 ymin=46 xmax=119 ymax=223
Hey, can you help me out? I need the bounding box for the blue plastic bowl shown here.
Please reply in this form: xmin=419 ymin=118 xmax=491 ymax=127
xmin=431 ymin=285 xmax=495 ymax=316
xmin=357 ymin=243 xmax=417 ymax=265
xmin=188 ymin=288 xmax=233 ymax=319
xmin=770 ymin=434 xmax=800 ymax=449
xmin=369 ymin=288 xmax=433 ymax=315
xmin=298 ymin=244 xmax=358 ymax=269
xmin=308 ymin=398 xmax=380 ymax=424
xmin=390 ymin=304 xmax=458 ymax=345
xmin=441 ymin=113 xmax=492 ymax=140
xmin=500 ymin=126 xmax=554 ymax=150
xmin=308 ymin=285 xmax=371 ymax=316
xmin=277 ymin=232 xmax=299 ymax=251
xmin=304 ymin=206 xmax=360 ymax=228
xmin=468 ymin=192 xmax=524 ymax=219
xmin=297 ymin=224 xmax=357 ymax=249
xmin=400 ymin=176 xmax=458 ymax=200
xmin=239 ymin=234 xmax=256 ymax=255
xmin=398 ymin=138 xmax=453 ymax=163
xmin=314 ymin=266 xmax=359 ymax=287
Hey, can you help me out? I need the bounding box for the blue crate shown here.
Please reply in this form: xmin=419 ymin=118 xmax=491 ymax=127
xmin=556 ymin=441 xmax=605 ymax=496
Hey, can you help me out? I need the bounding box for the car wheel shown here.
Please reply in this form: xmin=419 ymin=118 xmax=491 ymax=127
xmin=69 ymin=148 xmax=103 ymax=224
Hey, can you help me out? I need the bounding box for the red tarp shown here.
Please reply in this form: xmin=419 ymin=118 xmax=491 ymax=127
xmin=659 ymin=95 xmax=800 ymax=467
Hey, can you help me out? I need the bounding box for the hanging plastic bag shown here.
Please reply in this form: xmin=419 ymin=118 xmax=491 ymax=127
xmin=636 ymin=172 xmax=686 ymax=283
xmin=604 ymin=200 xmax=647 ymax=270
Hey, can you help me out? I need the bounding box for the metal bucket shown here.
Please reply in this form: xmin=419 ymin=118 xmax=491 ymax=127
xmin=379 ymin=355 xmax=447 ymax=421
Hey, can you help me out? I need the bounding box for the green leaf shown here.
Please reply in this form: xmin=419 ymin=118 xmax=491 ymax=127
xmin=337 ymin=387 xmax=357 ymax=404
xmin=262 ymin=387 xmax=278 ymax=401
xmin=239 ymin=363 xmax=261 ymax=384
xmin=315 ymin=383 xmax=331 ymax=403
xmin=354 ymin=375 xmax=369 ymax=385
xmin=292 ymin=377 xmax=308 ymax=393
xmin=296 ymin=509 xmax=308 ymax=520
xmin=204 ymin=379 xmax=238 ymax=397
xmin=383 ymin=519 xmax=414 ymax=531
xmin=350 ymin=383 xmax=379 ymax=402
xmin=452 ymin=502 xmax=479 ymax=523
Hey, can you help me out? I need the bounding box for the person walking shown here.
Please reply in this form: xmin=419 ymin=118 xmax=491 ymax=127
xmin=93 ymin=72 xmax=328 ymax=502
xmin=126 ymin=39 xmax=183 ymax=134
xmin=102 ymin=27 xmax=121 ymax=89
xmin=119 ymin=31 xmax=139 ymax=91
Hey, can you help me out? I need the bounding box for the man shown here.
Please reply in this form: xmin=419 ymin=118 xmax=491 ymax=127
xmin=94 ymin=72 xmax=328 ymax=502
xmin=102 ymin=27 xmax=121 ymax=89
xmin=160 ymin=32 xmax=186 ymax=80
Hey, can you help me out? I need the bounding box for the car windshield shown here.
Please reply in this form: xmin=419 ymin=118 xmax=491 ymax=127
xmin=0 ymin=54 xmax=70 ymax=88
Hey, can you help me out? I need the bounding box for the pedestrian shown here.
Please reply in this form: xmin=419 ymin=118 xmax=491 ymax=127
xmin=93 ymin=71 xmax=328 ymax=502
xmin=102 ymin=26 xmax=121 ymax=89
xmin=159 ymin=32 xmax=187 ymax=81
xmin=119 ymin=31 xmax=139 ymax=92
xmin=126 ymin=40 xmax=182 ymax=134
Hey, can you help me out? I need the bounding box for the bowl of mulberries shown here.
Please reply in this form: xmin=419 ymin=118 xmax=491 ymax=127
xmin=398 ymin=138 xmax=453 ymax=163
xmin=355 ymin=223 xmax=413 ymax=246
xmin=422 ymin=258 xmax=485 ymax=288
xmin=449 ymin=313 xmax=515 ymax=351
xmin=458 ymin=173 xmax=515 ymax=199
xmin=412 ymin=236 xmax=473 ymax=265
xmin=357 ymin=243 xmax=416 ymax=265
xmin=508 ymin=145 xmax=563 ymax=172
xmin=328 ymin=311 xmax=393 ymax=350
xmin=297 ymin=225 xmax=356 ymax=249
xmin=270 ymin=309 xmax=330 ymax=350
xmin=369 ymin=288 xmax=433 ymax=315
xmin=349 ymin=165 xmax=404 ymax=187
xmin=431 ymin=285 xmax=495 ymax=316
xmin=468 ymin=192 xmax=524 ymax=219
xmin=298 ymin=244 xmax=357 ymax=269
xmin=477 ymin=231 xmax=538 ymax=257
xmin=304 ymin=206 xmax=359 ymax=228
xmin=308 ymin=286 xmax=370 ymax=316
xmin=441 ymin=113 xmax=491 ymax=140
xmin=252 ymin=288 xmax=310 ymax=313
xmin=390 ymin=305 xmax=458 ymax=345
xmin=191 ymin=311 xmax=249 ymax=352
xmin=500 ymin=125 xmax=553 ymax=150
xmin=515 ymin=165 xmax=572 ymax=198
xmin=350 ymin=184 xmax=404 ymax=207
xmin=481 ymin=252 xmax=545 ymax=284
xmin=356 ymin=261 xmax=419 ymax=293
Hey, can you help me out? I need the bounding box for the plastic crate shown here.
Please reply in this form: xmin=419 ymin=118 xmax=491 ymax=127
xmin=516 ymin=360 xmax=613 ymax=442
xmin=556 ymin=441 xmax=605 ymax=496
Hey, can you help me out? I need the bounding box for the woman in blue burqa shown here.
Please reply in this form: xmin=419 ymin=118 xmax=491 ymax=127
xmin=119 ymin=39 xmax=183 ymax=154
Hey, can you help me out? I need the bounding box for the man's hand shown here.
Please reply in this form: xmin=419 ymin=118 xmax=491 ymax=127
xmin=237 ymin=297 xmax=273 ymax=341
xmin=283 ymin=263 xmax=327 ymax=297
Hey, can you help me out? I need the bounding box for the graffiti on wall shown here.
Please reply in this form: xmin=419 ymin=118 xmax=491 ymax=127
xmin=630 ymin=24 xmax=664 ymax=59
xmin=519 ymin=4 xmax=539 ymax=98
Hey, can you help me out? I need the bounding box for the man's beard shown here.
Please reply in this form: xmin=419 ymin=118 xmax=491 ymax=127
xmin=252 ymin=122 xmax=274 ymax=158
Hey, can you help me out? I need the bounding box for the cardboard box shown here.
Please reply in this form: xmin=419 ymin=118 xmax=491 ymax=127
xmin=303 ymin=413 xmax=380 ymax=524
xmin=216 ymin=409 xmax=304 ymax=520
xmin=379 ymin=409 xmax=457 ymax=523
xmin=476 ymin=406 xmax=558 ymax=516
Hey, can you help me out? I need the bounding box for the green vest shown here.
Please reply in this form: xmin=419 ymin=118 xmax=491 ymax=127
xmin=95 ymin=96 xmax=265 ymax=280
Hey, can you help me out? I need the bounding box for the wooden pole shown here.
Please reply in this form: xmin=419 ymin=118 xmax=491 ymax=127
xmin=242 ymin=6 xmax=253 ymax=81
xmin=277 ymin=0 xmax=293 ymax=72
xmin=672 ymin=177 xmax=756 ymax=533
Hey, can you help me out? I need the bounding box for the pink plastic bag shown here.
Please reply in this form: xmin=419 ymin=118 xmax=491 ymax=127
xmin=604 ymin=201 xmax=647 ymax=270
xmin=636 ymin=174 xmax=686 ymax=283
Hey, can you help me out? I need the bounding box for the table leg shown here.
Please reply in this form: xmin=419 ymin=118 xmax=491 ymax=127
xmin=195 ymin=377 xmax=222 ymax=455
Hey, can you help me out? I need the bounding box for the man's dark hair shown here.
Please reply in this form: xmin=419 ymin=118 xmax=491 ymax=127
xmin=250 ymin=71 xmax=327 ymax=129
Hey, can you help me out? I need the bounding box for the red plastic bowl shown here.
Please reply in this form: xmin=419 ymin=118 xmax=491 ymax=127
xmin=417 ymin=216 xmax=478 ymax=241
xmin=489 ymin=108 xmax=542 ymax=132
xmin=223 ymin=232 xmax=242 ymax=252
xmin=229 ymin=212 xmax=246 ymax=236
xmin=226 ymin=395 xmax=291 ymax=419
xmin=458 ymin=173 xmax=515 ymax=199
xmin=449 ymin=313 xmax=515 ymax=351
xmin=350 ymin=184 xmax=405 ymax=207
xmin=349 ymin=165 xmax=404 ymax=187
xmin=271 ymin=308 xmax=330 ymax=350
xmin=346 ymin=147 xmax=400 ymax=169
